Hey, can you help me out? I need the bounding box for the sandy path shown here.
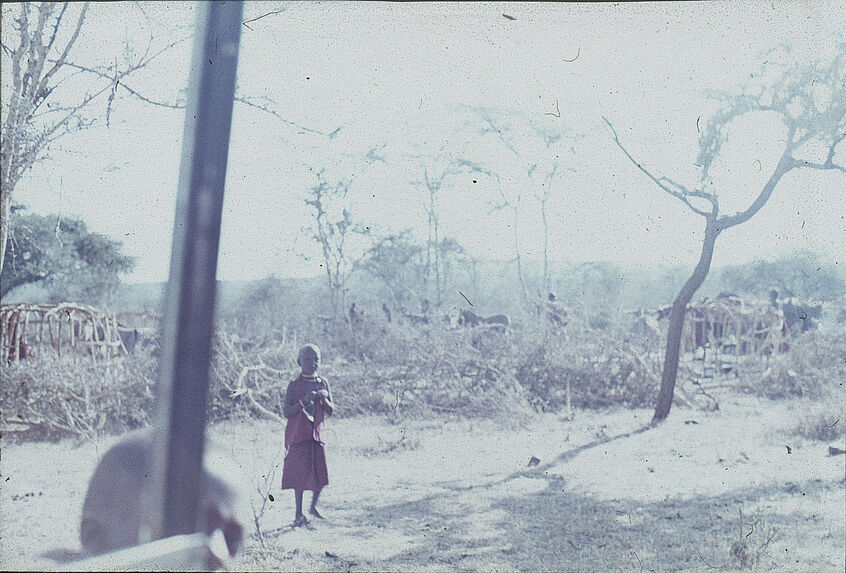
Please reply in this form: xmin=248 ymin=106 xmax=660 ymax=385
xmin=1 ymin=395 xmax=843 ymax=571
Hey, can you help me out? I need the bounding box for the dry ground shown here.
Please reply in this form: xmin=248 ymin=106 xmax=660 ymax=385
xmin=1 ymin=392 xmax=843 ymax=571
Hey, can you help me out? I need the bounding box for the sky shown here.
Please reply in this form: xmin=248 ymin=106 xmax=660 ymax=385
xmin=5 ymin=1 xmax=846 ymax=283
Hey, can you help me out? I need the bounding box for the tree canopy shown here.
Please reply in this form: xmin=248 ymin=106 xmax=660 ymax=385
xmin=1 ymin=206 xmax=135 ymax=304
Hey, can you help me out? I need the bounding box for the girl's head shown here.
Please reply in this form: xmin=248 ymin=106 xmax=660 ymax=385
xmin=297 ymin=344 xmax=321 ymax=376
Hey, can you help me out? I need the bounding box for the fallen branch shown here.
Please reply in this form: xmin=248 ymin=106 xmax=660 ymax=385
xmin=245 ymin=389 xmax=284 ymax=423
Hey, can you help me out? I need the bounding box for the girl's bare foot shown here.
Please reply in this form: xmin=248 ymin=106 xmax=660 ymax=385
xmin=292 ymin=514 xmax=310 ymax=528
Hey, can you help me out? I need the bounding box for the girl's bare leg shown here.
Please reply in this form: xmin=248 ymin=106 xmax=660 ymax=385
xmin=293 ymin=490 xmax=309 ymax=526
xmin=309 ymin=487 xmax=324 ymax=518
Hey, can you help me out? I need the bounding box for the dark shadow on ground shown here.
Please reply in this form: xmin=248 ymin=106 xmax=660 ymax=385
xmin=310 ymin=474 xmax=842 ymax=572
xmin=442 ymin=423 xmax=655 ymax=495
xmin=234 ymin=422 xmax=843 ymax=572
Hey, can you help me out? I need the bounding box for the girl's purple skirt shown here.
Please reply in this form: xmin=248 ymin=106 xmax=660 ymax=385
xmin=281 ymin=440 xmax=328 ymax=491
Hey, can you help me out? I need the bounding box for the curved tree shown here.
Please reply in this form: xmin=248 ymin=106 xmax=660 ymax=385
xmin=606 ymin=45 xmax=846 ymax=423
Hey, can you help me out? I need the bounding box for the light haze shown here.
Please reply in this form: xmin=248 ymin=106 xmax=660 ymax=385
xmin=7 ymin=1 xmax=846 ymax=283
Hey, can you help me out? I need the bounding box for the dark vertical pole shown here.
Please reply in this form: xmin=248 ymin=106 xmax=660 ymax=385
xmin=142 ymin=1 xmax=243 ymax=543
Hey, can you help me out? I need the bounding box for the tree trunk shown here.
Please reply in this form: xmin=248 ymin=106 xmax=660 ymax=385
xmin=542 ymin=199 xmax=549 ymax=298
xmin=434 ymin=214 xmax=441 ymax=307
xmin=511 ymin=205 xmax=529 ymax=306
xmin=425 ymin=206 xmax=433 ymax=302
xmin=652 ymin=218 xmax=720 ymax=424
xmin=338 ymin=276 xmax=347 ymax=320
xmin=323 ymin=260 xmax=337 ymax=318
xmin=0 ymin=190 xmax=11 ymax=276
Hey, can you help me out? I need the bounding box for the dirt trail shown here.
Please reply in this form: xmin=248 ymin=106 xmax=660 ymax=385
xmin=1 ymin=394 xmax=843 ymax=571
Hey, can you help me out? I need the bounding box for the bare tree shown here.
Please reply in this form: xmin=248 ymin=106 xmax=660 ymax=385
xmin=0 ymin=2 xmax=190 ymax=276
xmin=606 ymin=46 xmax=846 ymax=424
xmin=419 ymin=163 xmax=443 ymax=307
xmin=360 ymin=231 xmax=426 ymax=309
xmin=489 ymin=188 xmax=530 ymax=306
xmin=410 ymin=154 xmax=488 ymax=309
xmin=528 ymin=122 xmax=578 ymax=298
xmin=468 ymin=106 xmax=579 ymax=307
xmin=302 ymin=168 xmax=368 ymax=319
xmin=469 ymin=107 xmax=531 ymax=306
xmin=537 ymin=187 xmax=551 ymax=297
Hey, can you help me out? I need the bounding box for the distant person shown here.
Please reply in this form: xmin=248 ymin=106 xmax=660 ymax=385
xmin=382 ymin=302 xmax=392 ymax=323
xmin=281 ymin=344 xmax=335 ymax=527
xmin=545 ymin=292 xmax=568 ymax=333
xmin=349 ymin=303 xmax=363 ymax=328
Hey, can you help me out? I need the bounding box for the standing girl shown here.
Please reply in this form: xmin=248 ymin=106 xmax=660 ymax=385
xmin=281 ymin=343 xmax=334 ymax=527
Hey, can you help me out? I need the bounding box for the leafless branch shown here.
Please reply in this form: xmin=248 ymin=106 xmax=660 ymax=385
xmin=55 ymin=61 xmax=184 ymax=109
xmin=487 ymin=200 xmax=508 ymax=215
xmin=794 ymin=157 xmax=846 ymax=174
xmin=40 ymin=83 xmax=114 ymax=142
xmin=242 ymin=8 xmax=287 ymax=31
xmin=364 ymin=144 xmax=388 ymax=164
xmin=45 ymin=3 xmax=68 ymax=54
xmin=811 ymin=135 xmax=846 ymax=173
xmin=38 ymin=3 xmax=89 ymax=101
xmin=454 ymin=157 xmax=497 ymax=179
xmin=234 ymin=95 xmax=341 ymax=138
xmin=471 ymin=108 xmax=520 ymax=157
xmin=603 ymin=117 xmax=715 ymax=217
xmin=717 ymin=151 xmax=795 ymax=230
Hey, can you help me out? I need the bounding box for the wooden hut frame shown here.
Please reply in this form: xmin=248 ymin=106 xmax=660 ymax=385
xmin=1 ymin=302 xmax=124 ymax=364
xmin=658 ymin=296 xmax=789 ymax=359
